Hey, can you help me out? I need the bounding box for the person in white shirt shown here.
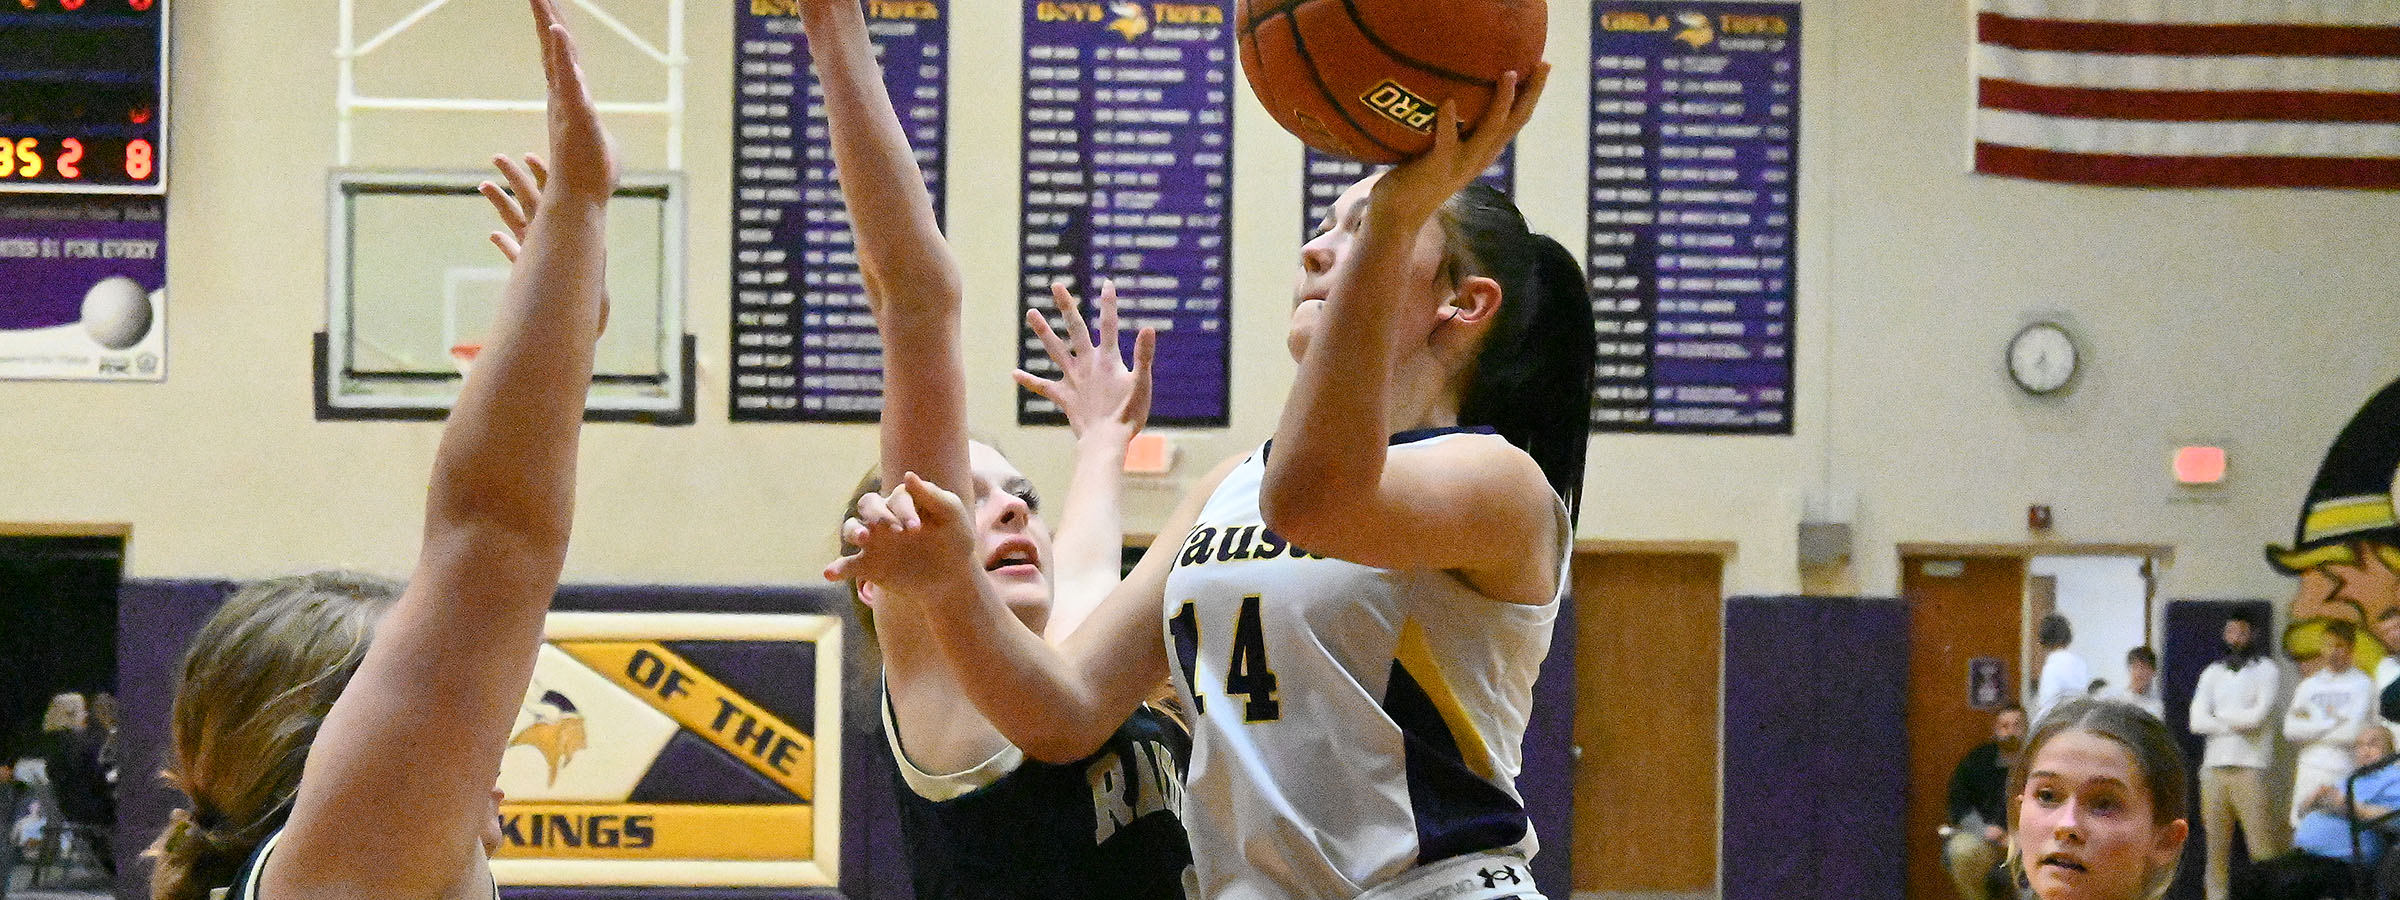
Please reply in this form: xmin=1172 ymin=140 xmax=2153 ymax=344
xmin=2034 ymin=613 xmax=2090 ymax=721
xmin=2100 ymin=646 xmax=2164 ymax=719
xmin=2284 ymin=620 xmax=2378 ymax=827
xmin=2189 ymin=611 xmax=2285 ymax=900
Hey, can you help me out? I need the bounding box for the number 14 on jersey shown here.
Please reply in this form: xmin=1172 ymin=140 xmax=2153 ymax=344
xmin=1170 ymin=597 xmax=1281 ymax=723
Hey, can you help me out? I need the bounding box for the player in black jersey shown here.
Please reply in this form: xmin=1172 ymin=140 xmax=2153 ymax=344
xmin=799 ymin=2 xmax=1192 ymax=897
xmin=144 ymin=4 xmax=614 ymax=899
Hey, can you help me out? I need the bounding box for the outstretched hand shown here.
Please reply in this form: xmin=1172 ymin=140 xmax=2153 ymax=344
xmin=1368 ymin=64 xmax=1549 ymax=230
xmin=1014 ymin=280 xmax=1157 ymax=442
xmin=824 ymin=473 xmax=977 ymax=595
xmin=530 ymin=0 xmax=617 ymax=208
xmin=478 ymin=153 xmax=548 ymax=263
xmin=479 ymin=152 xmax=612 ymax=335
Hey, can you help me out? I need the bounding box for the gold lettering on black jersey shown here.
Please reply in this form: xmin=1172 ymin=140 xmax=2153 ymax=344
xmin=1088 ymin=738 xmax=1185 ymax=844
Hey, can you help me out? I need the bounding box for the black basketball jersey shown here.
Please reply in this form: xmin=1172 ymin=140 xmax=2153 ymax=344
xmin=214 ymin=827 xmax=501 ymax=900
xmin=888 ymin=700 xmax=1193 ymax=900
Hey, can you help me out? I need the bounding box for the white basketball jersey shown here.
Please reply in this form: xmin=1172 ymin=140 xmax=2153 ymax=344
xmin=1162 ymin=429 xmax=1564 ymax=900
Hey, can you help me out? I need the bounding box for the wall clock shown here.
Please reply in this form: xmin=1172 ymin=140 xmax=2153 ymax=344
xmin=2008 ymin=321 xmax=2079 ymax=395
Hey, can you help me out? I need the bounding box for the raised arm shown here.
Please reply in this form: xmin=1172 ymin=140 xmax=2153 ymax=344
xmin=802 ymin=0 xmax=969 ymax=497
xmin=832 ymin=456 xmax=1238 ymax=763
xmin=1258 ymin=68 xmax=1561 ymax=595
xmin=1017 ymin=281 xmax=1156 ymax=641
xmin=271 ymin=2 xmax=613 ymax=896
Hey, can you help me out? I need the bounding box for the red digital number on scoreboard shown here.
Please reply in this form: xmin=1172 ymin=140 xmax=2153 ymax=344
xmin=0 ymin=137 xmax=156 ymax=184
xmin=126 ymin=139 xmax=152 ymax=180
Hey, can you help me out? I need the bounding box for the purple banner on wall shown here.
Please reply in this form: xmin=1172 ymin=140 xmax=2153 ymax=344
xmin=730 ymin=1 xmax=949 ymax=423
xmin=1589 ymin=2 xmax=1798 ymax=434
xmin=1017 ymin=1 xmax=1233 ymax=427
xmin=1301 ymin=147 xmax=1513 ymax=237
xmin=0 ymin=194 xmax=166 ymax=381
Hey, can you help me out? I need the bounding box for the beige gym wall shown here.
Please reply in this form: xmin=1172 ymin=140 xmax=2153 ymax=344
xmin=0 ymin=0 xmax=2393 ymax=605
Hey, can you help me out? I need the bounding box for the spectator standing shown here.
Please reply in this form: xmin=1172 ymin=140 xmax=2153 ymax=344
xmin=2036 ymin=614 xmax=2091 ymax=720
xmin=31 ymin=692 xmax=112 ymax=877
xmin=2102 ymin=646 xmax=2165 ymax=718
xmin=2286 ymin=622 xmax=2377 ymax=828
xmin=2193 ymin=611 xmax=2287 ymax=900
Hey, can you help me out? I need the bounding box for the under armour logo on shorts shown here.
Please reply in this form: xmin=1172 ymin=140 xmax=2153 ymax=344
xmin=1478 ymin=865 xmax=1523 ymax=889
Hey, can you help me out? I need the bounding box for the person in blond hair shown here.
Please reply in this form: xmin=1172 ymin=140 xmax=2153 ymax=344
xmin=32 ymin=691 xmax=113 ymax=877
xmin=141 ymin=3 xmax=615 ymax=898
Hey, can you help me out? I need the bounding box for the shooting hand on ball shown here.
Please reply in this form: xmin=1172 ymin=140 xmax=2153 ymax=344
xmin=1367 ymin=64 xmax=1550 ymax=231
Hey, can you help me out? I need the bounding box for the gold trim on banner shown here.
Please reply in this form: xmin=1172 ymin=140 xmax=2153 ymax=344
xmin=492 ymin=803 xmax=814 ymax=860
xmin=554 ymin=641 xmax=815 ymax=800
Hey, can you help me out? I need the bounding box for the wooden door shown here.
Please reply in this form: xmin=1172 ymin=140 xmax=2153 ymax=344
xmin=1903 ymin=555 xmax=2027 ymax=900
xmin=1573 ymin=552 xmax=1723 ymax=892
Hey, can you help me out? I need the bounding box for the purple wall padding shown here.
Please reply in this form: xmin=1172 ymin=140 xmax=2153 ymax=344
xmin=115 ymin=580 xmax=898 ymax=900
xmin=1520 ymin=589 xmax=1576 ymax=899
xmin=2161 ymin=599 xmax=2271 ymax=900
xmin=1722 ymin=595 xmax=1908 ymax=900
xmin=115 ymin=578 xmax=238 ymax=900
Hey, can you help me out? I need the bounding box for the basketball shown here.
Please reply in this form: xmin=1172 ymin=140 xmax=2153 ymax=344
xmin=1237 ymin=0 xmax=1547 ymax=164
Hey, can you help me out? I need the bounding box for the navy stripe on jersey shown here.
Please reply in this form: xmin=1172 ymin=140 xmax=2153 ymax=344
xmin=1382 ymin=664 xmax=1530 ymax=865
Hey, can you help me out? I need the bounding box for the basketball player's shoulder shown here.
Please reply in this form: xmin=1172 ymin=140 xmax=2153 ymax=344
xmin=1189 ymin=449 xmax=1255 ymax=500
xmin=1391 ymin=429 xmax=1546 ymax=487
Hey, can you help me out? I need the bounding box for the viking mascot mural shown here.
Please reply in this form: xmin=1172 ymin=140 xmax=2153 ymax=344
xmin=2278 ymin=376 xmax=2400 ymax=713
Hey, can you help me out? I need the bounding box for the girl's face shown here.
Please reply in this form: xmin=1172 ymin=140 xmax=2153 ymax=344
xmin=2015 ymin=730 xmax=2188 ymax=900
xmin=965 ymin=441 xmax=1055 ymax=635
xmin=1289 ymin=173 xmax=1455 ymax=363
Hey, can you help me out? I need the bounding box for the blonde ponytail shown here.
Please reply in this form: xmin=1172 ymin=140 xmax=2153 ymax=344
xmin=144 ymin=572 xmax=398 ymax=900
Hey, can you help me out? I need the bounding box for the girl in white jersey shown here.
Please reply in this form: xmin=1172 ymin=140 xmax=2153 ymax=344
xmin=832 ymin=67 xmax=1593 ymax=900
xmin=144 ymin=5 xmax=613 ymax=897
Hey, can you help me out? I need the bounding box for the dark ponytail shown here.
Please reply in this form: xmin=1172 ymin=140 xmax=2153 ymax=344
xmin=1439 ymin=183 xmax=1596 ymax=524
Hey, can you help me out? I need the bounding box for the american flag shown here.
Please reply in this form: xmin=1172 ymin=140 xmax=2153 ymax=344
xmin=1973 ymin=0 xmax=2400 ymax=189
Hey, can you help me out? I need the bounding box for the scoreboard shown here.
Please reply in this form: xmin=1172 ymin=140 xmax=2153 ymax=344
xmin=0 ymin=0 xmax=167 ymax=193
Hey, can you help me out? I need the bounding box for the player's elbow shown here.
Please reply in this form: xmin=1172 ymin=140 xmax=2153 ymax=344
xmin=427 ymin=489 xmax=574 ymax=562
xmin=859 ymin=264 xmax=963 ymax=320
xmin=1008 ymin=715 xmax=1113 ymax=766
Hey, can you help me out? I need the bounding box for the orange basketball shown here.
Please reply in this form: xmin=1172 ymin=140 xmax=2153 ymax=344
xmin=1237 ymin=0 xmax=1547 ymax=164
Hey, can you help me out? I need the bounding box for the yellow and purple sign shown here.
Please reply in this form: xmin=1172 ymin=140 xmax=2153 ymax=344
xmin=490 ymin=612 xmax=842 ymax=888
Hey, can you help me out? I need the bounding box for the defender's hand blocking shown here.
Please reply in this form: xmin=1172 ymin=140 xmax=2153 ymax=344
xmin=825 ymin=473 xmax=977 ymax=593
xmin=1014 ymin=280 xmax=1158 ymax=441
